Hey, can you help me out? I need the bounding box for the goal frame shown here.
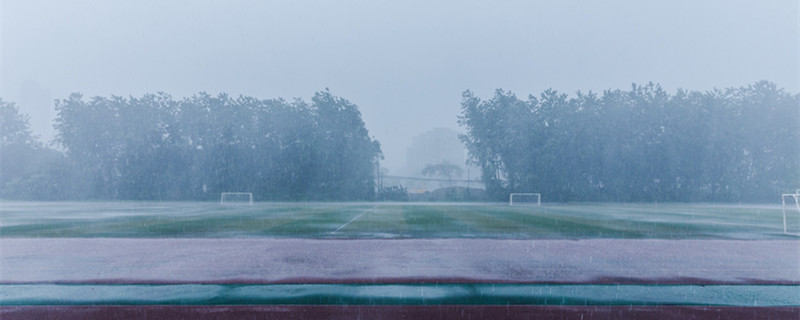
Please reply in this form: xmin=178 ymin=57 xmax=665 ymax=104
xmin=509 ymin=193 xmax=541 ymax=206
xmin=782 ymin=189 xmax=800 ymax=233
xmin=220 ymin=192 xmax=253 ymax=205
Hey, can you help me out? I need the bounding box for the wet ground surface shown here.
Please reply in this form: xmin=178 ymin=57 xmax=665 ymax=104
xmin=2 ymin=202 xmax=799 ymax=317
xmin=2 ymin=238 xmax=797 ymax=285
xmin=2 ymin=283 xmax=797 ymax=306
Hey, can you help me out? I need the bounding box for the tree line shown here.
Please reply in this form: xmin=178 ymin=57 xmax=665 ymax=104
xmin=1 ymin=91 xmax=382 ymax=201
xmin=459 ymin=81 xmax=799 ymax=203
xmin=3 ymin=81 xmax=797 ymax=203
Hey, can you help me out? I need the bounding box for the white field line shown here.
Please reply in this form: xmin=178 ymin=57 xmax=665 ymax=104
xmin=332 ymin=205 xmax=378 ymax=233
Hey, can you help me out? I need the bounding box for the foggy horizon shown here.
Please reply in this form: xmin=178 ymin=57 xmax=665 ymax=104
xmin=2 ymin=0 xmax=798 ymax=174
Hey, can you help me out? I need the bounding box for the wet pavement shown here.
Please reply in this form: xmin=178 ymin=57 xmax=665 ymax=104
xmin=2 ymin=238 xmax=797 ymax=285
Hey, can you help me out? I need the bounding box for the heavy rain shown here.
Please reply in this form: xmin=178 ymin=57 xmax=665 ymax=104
xmin=1 ymin=0 xmax=799 ymax=319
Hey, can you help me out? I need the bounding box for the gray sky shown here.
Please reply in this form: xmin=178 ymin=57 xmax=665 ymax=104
xmin=2 ymin=0 xmax=798 ymax=172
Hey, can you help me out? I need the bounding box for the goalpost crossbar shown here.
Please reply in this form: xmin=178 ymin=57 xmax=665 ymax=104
xmin=220 ymin=192 xmax=253 ymax=205
xmin=509 ymin=193 xmax=541 ymax=206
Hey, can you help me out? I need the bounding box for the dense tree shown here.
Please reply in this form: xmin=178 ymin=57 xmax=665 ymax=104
xmin=460 ymin=81 xmax=799 ymax=203
xmin=310 ymin=91 xmax=382 ymax=200
xmin=1 ymin=99 xmax=39 ymax=147
xmin=1 ymin=99 xmax=40 ymax=196
xmin=34 ymin=91 xmax=382 ymax=201
xmin=4 ymin=81 xmax=796 ymax=203
xmin=1 ymin=99 xmax=74 ymax=199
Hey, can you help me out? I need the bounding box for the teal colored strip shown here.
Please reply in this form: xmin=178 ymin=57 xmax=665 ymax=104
xmin=1 ymin=284 xmax=798 ymax=306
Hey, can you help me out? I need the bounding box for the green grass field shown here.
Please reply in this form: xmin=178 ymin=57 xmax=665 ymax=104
xmin=1 ymin=201 xmax=797 ymax=239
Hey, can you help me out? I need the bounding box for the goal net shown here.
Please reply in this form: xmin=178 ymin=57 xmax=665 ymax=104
xmin=509 ymin=193 xmax=541 ymax=206
xmin=221 ymin=192 xmax=253 ymax=205
xmin=782 ymin=189 xmax=800 ymax=233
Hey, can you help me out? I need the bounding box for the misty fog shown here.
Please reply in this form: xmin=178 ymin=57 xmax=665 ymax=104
xmin=2 ymin=0 xmax=797 ymax=177
xmin=1 ymin=1 xmax=800 ymax=318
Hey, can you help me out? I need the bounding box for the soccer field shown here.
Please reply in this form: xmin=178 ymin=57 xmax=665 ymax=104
xmin=2 ymin=201 xmax=799 ymax=318
xmin=1 ymin=201 xmax=797 ymax=239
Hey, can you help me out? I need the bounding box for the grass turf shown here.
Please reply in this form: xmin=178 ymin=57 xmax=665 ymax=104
xmin=1 ymin=201 xmax=797 ymax=239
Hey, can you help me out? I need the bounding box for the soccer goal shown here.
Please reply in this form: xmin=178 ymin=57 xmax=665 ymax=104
xmin=221 ymin=192 xmax=253 ymax=205
xmin=509 ymin=193 xmax=541 ymax=206
xmin=782 ymin=189 xmax=800 ymax=233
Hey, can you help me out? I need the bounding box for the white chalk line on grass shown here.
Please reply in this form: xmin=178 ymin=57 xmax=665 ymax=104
xmin=332 ymin=205 xmax=378 ymax=233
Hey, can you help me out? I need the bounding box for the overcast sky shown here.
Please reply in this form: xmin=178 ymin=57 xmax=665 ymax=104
xmin=2 ymin=0 xmax=798 ymax=172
